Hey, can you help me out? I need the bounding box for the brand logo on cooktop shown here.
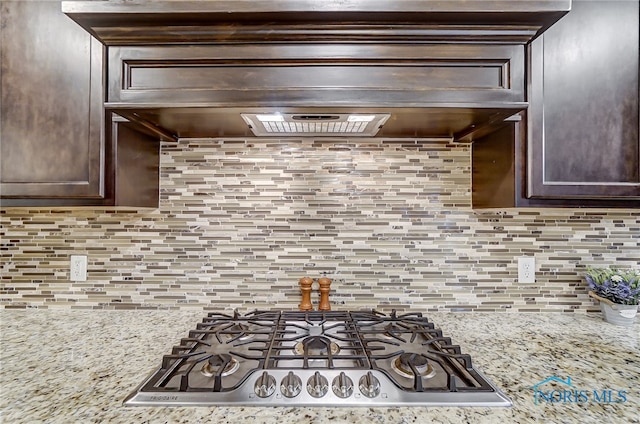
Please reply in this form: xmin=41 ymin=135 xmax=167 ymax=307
xmin=149 ymin=395 xmax=179 ymax=401
xmin=531 ymin=376 xmax=628 ymax=405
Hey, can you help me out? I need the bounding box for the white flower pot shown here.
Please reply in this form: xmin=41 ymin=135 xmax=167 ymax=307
xmin=589 ymin=291 xmax=638 ymax=327
xmin=600 ymin=302 xmax=638 ymax=326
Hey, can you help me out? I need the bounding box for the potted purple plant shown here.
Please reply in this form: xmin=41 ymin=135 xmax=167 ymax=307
xmin=585 ymin=267 xmax=640 ymax=326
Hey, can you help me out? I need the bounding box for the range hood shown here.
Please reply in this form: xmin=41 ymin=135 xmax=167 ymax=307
xmin=62 ymin=0 xmax=571 ymax=141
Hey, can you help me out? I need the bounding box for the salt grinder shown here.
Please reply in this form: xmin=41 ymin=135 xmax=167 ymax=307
xmin=299 ymin=277 xmax=313 ymax=311
xmin=318 ymin=277 xmax=331 ymax=311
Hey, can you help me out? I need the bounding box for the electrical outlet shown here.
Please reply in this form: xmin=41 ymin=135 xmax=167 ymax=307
xmin=517 ymin=256 xmax=536 ymax=284
xmin=70 ymin=255 xmax=87 ymax=282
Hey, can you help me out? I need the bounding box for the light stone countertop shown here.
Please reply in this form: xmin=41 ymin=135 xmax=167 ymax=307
xmin=1 ymin=309 xmax=638 ymax=424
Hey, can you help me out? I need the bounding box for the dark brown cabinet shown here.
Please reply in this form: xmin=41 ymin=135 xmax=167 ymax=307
xmin=1 ymin=0 xmax=104 ymax=202
xmin=473 ymin=0 xmax=640 ymax=208
xmin=0 ymin=1 xmax=159 ymax=207
xmin=528 ymin=0 xmax=639 ymax=200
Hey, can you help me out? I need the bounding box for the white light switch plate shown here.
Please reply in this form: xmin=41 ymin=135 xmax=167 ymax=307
xmin=517 ymin=256 xmax=536 ymax=284
xmin=70 ymin=255 xmax=87 ymax=281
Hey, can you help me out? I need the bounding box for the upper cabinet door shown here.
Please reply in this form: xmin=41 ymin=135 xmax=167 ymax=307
xmin=0 ymin=0 xmax=105 ymax=200
xmin=527 ymin=0 xmax=640 ymax=200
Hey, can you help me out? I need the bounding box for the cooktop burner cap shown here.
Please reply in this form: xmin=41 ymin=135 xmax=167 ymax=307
xmin=201 ymin=354 xmax=239 ymax=377
xmin=392 ymin=353 xmax=436 ymax=379
xmin=294 ymin=336 xmax=340 ymax=356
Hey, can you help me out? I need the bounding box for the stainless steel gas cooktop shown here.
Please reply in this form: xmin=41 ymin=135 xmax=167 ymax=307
xmin=124 ymin=310 xmax=511 ymax=407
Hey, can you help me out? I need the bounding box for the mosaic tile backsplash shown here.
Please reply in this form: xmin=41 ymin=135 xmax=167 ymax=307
xmin=1 ymin=138 xmax=639 ymax=311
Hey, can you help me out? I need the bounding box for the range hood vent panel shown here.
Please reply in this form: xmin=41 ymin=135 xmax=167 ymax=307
xmin=241 ymin=113 xmax=390 ymax=137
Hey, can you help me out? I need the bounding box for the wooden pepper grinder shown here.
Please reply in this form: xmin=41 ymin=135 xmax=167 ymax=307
xmin=318 ymin=277 xmax=332 ymax=311
xmin=299 ymin=277 xmax=313 ymax=311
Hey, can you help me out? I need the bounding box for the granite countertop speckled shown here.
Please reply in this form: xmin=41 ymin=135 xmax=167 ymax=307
xmin=1 ymin=310 xmax=638 ymax=424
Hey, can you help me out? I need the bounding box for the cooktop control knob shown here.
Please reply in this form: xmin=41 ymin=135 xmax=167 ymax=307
xmin=254 ymin=371 xmax=276 ymax=398
xmin=307 ymin=371 xmax=329 ymax=398
xmin=359 ymin=372 xmax=381 ymax=398
xmin=280 ymin=371 xmax=303 ymax=398
xmin=332 ymin=372 xmax=354 ymax=398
